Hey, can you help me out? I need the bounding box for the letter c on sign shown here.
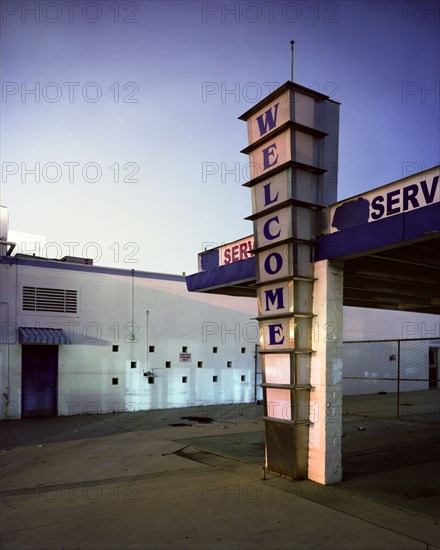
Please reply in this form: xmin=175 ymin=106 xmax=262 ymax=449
xmin=264 ymin=252 xmax=282 ymax=275
xmin=263 ymin=216 xmax=281 ymax=241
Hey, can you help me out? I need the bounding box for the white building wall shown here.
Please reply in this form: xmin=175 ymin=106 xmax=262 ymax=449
xmin=0 ymin=259 xmax=258 ymax=419
xmin=2 ymin=259 xmax=438 ymax=419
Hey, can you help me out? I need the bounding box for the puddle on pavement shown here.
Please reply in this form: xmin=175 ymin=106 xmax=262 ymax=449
xmin=180 ymin=416 xmax=215 ymax=424
xmin=168 ymin=417 xmax=215 ymax=427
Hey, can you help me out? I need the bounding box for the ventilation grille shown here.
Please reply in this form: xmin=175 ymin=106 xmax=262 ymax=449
xmin=23 ymin=286 xmax=78 ymax=313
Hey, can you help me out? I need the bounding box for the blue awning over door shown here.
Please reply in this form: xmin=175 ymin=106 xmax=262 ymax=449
xmin=18 ymin=327 xmax=72 ymax=345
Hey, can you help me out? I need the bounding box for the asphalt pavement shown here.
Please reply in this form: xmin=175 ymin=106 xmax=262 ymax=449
xmin=1 ymin=403 xmax=439 ymax=549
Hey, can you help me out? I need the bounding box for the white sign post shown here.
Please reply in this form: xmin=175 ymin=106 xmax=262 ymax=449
xmin=240 ymin=82 xmax=340 ymax=479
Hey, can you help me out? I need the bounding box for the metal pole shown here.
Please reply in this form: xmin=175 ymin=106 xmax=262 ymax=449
xmin=397 ymin=340 xmax=401 ymax=419
xmin=290 ymin=40 xmax=295 ymax=82
xmin=145 ymin=309 xmax=149 ymax=370
xmin=254 ymin=344 xmax=258 ymax=403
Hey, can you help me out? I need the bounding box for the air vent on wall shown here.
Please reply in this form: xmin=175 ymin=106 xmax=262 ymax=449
xmin=23 ymin=286 xmax=78 ymax=313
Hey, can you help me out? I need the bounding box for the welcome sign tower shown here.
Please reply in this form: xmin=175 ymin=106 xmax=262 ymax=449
xmin=239 ymin=80 xmax=340 ymax=480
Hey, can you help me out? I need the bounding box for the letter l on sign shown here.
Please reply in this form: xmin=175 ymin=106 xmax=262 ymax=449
xmin=264 ymin=182 xmax=279 ymax=206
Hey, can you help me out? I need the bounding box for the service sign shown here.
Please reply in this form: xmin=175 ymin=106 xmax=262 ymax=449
xmin=330 ymin=168 xmax=439 ymax=233
xmin=219 ymin=236 xmax=254 ymax=266
xmin=198 ymin=236 xmax=254 ymax=271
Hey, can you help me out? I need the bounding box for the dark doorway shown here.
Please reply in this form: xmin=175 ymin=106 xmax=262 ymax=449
xmin=429 ymin=348 xmax=439 ymax=389
xmin=22 ymin=345 xmax=58 ymax=417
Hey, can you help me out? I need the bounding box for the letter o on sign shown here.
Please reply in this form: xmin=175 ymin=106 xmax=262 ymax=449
xmin=264 ymin=252 xmax=283 ymax=275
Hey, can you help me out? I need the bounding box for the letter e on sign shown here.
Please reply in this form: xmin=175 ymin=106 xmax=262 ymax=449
xmin=261 ymin=318 xmax=294 ymax=350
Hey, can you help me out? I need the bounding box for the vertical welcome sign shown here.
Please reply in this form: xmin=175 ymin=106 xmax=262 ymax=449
xmin=240 ymin=82 xmax=339 ymax=478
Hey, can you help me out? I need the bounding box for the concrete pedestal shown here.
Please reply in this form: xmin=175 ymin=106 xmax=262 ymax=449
xmin=308 ymin=259 xmax=344 ymax=484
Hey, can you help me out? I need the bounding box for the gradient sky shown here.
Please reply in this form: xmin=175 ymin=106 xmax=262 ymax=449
xmin=1 ymin=0 xmax=439 ymax=274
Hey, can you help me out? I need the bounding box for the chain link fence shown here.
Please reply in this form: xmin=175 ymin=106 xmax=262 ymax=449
xmin=342 ymin=337 xmax=440 ymax=423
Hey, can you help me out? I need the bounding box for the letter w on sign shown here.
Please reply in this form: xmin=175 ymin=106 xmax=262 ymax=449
xmin=256 ymin=103 xmax=279 ymax=137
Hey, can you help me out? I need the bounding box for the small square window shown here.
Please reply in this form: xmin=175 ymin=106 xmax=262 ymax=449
xmin=213 ymin=376 xmax=218 ymax=382
xmin=148 ymin=377 xmax=154 ymax=384
xmin=227 ymin=361 xmax=232 ymax=368
xmin=241 ymin=375 xmax=246 ymax=382
xmin=165 ymin=361 xmax=171 ymax=368
xmin=182 ymin=346 xmax=188 ymax=353
xmin=182 ymin=376 xmax=187 ymax=383
xmin=131 ymin=361 xmax=137 ymax=369
xmin=241 ymin=347 xmax=246 ymax=354
xmin=213 ymin=347 xmax=218 ymax=353
xmin=112 ymin=345 xmax=119 ymax=352
xmin=112 ymin=378 xmax=119 ymax=385
xmin=198 ymin=361 xmax=203 ymax=368
xmin=149 ymin=345 xmax=155 ymax=353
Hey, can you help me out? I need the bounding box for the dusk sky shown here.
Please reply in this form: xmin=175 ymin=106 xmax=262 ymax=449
xmin=1 ymin=0 xmax=439 ymax=274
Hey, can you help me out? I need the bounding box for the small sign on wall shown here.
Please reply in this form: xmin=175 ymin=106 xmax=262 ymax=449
xmin=180 ymin=353 xmax=192 ymax=362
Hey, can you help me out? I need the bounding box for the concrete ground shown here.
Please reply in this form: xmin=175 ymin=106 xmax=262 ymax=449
xmin=343 ymin=390 xmax=440 ymax=423
xmin=1 ymin=403 xmax=439 ymax=550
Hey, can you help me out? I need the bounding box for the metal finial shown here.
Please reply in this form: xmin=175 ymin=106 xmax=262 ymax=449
xmin=290 ymin=41 xmax=295 ymax=82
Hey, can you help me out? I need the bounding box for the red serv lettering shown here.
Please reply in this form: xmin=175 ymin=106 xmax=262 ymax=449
xmin=239 ymin=242 xmax=248 ymax=260
xmin=224 ymin=248 xmax=231 ymax=264
xmin=231 ymin=245 xmax=239 ymax=262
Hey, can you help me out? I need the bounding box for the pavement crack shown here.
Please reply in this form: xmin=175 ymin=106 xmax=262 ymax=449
xmin=162 ymin=444 xmax=188 ymax=456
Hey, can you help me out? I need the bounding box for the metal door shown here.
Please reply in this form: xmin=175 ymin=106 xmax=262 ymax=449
xmin=429 ymin=347 xmax=438 ymax=389
xmin=22 ymin=345 xmax=58 ymax=417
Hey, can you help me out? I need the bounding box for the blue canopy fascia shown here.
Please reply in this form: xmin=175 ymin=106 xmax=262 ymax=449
xmin=186 ymin=257 xmax=256 ymax=293
xmin=18 ymin=327 xmax=72 ymax=345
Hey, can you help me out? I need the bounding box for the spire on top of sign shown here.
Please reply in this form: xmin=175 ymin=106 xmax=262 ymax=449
xmin=290 ymin=40 xmax=295 ymax=83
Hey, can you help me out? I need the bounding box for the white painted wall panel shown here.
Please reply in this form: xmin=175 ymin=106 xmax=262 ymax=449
xmin=0 ymin=260 xmax=257 ymax=419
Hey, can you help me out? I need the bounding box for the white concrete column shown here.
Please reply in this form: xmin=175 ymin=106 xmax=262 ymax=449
xmin=308 ymin=259 xmax=344 ymax=484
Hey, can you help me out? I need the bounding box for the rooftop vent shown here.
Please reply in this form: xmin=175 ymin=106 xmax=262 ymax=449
xmin=61 ymin=256 xmax=93 ymax=265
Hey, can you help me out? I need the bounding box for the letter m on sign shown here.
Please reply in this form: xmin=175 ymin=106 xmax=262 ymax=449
xmin=256 ymin=103 xmax=279 ymax=137
xmin=265 ymin=287 xmax=285 ymax=312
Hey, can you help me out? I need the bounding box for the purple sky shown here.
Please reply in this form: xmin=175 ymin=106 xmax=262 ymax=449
xmin=1 ymin=0 xmax=439 ymax=274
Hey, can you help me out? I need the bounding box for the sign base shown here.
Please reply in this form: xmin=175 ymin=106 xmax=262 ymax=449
xmin=265 ymin=421 xmax=309 ymax=480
